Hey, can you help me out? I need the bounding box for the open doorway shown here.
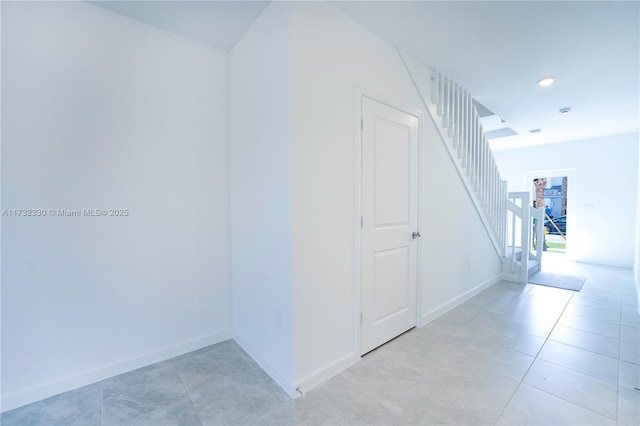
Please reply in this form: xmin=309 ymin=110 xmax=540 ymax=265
xmin=533 ymin=176 xmax=568 ymax=254
xmin=525 ymin=169 xmax=576 ymax=275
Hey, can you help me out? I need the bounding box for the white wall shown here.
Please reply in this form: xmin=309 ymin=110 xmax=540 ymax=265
xmin=2 ymin=0 xmax=512 ymax=407
xmin=635 ymin=134 xmax=640 ymax=306
xmin=229 ymin=2 xmax=295 ymax=395
xmin=418 ymin=120 xmax=503 ymax=321
xmin=1 ymin=2 xmax=231 ymax=410
xmin=494 ymin=133 xmax=638 ymax=267
xmin=290 ymin=1 xmax=501 ymax=391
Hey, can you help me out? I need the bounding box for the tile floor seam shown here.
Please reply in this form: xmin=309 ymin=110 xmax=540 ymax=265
xmin=171 ymin=359 xmax=204 ymax=426
xmin=507 ymin=285 xmax=536 ymax=311
xmin=100 ymin=381 xmax=103 ymax=426
xmin=555 ymin=321 xmax=620 ymax=340
xmin=496 ymin=285 xmax=576 ymax=421
xmin=521 ymin=381 xmax=619 ymax=423
xmin=499 ymin=413 xmax=523 ymax=426
xmin=545 ymin=334 xmax=621 ymax=358
xmin=555 ymin=321 xmax=622 ymax=338
xmin=616 ymin=296 xmax=624 ymax=423
xmin=524 ymin=358 xmax=621 ymax=418
xmin=537 ymin=344 xmax=622 ymax=385
xmin=523 ymin=381 xmax=619 ymax=422
xmin=232 ymin=345 xmax=271 ymax=384
xmin=563 ymin=312 xmax=622 ymax=327
xmin=4 ymin=261 xmax=636 ymax=425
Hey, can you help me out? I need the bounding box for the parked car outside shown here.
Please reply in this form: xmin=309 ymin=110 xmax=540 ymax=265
xmin=544 ymin=215 xmax=566 ymax=235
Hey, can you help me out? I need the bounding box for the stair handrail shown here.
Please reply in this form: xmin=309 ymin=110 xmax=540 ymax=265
xmin=429 ymin=68 xmax=508 ymax=255
xmin=399 ymin=51 xmax=507 ymax=255
xmin=399 ymin=51 xmax=540 ymax=281
xmin=506 ymin=192 xmax=531 ymax=282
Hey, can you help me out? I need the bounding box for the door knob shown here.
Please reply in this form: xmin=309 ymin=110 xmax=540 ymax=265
xmin=412 ymin=231 xmax=421 ymax=239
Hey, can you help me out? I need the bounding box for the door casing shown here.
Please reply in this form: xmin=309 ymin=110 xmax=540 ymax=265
xmin=354 ymin=93 xmax=423 ymax=356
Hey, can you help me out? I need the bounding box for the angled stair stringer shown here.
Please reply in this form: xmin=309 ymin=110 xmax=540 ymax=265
xmin=398 ymin=49 xmax=543 ymax=284
xmin=398 ymin=49 xmax=506 ymax=258
xmin=501 ymin=192 xmax=545 ymax=283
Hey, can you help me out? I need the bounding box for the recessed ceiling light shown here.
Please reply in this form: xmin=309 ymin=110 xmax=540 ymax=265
xmin=537 ymin=77 xmax=555 ymax=87
xmin=559 ymin=107 xmax=571 ymax=114
xmin=529 ymin=128 xmax=542 ymax=133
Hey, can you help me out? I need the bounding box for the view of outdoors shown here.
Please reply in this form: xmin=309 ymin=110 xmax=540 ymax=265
xmin=533 ymin=177 xmax=568 ymax=253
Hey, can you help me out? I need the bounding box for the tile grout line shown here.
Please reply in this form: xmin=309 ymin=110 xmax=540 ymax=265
xmin=525 ymin=284 xmax=622 ymax=422
xmin=545 ymin=332 xmax=621 ymax=360
xmin=554 ymin=317 xmax=620 ymax=341
xmin=519 ymin=372 xmax=619 ymax=422
xmin=100 ymin=381 xmax=103 ymax=426
xmin=171 ymin=359 xmax=204 ymax=426
xmin=519 ymin=286 xmax=623 ymax=422
xmin=495 ymin=286 xmax=577 ymax=421
xmin=616 ymin=292 xmax=623 ymax=423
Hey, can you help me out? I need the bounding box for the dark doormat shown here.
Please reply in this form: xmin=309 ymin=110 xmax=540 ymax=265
xmin=528 ymin=271 xmax=586 ymax=291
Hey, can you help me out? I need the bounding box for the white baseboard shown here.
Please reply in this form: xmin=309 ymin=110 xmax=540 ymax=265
xmin=419 ymin=275 xmax=501 ymax=326
xmin=1 ymin=330 xmax=232 ymax=413
xmin=575 ymin=259 xmax=634 ymax=269
xmin=232 ymin=333 xmax=298 ymax=398
xmin=501 ymin=273 xmax=522 ymax=283
xmin=294 ymin=351 xmax=361 ymax=396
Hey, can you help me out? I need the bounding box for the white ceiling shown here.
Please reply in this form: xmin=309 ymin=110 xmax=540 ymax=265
xmin=89 ymin=1 xmax=269 ymax=52
xmin=332 ymin=1 xmax=640 ymax=151
xmin=89 ymin=1 xmax=639 ymax=151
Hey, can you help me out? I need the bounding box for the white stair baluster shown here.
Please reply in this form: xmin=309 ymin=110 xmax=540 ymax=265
xmin=491 ymin=163 xmax=496 ymax=222
xmin=470 ymin=115 xmax=476 ymax=183
xmin=476 ymin=123 xmax=482 ymax=191
xmin=430 ymin=69 xmax=438 ymax=104
xmin=461 ymin=91 xmax=466 ymax=161
xmin=483 ymin=135 xmax=489 ymax=204
xmin=484 ymin=140 xmax=491 ymax=205
xmin=459 ymin=89 xmax=466 ymax=160
xmin=436 ymin=72 xmax=444 ymax=116
xmin=465 ymin=92 xmax=473 ymax=169
xmin=442 ymin=77 xmax=449 ymax=127
xmin=479 ymin=131 xmax=485 ymax=201
xmin=496 ymin=166 xmax=500 ymax=225
xmin=454 ymin=85 xmax=461 ymax=148
xmin=468 ymin=110 xmax=474 ymax=178
xmin=464 ymin=90 xmax=470 ymax=162
xmin=448 ymin=83 xmax=455 ymax=138
xmin=418 ymin=67 xmax=528 ymax=267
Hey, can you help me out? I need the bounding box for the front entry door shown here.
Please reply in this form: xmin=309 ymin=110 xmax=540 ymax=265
xmin=360 ymin=97 xmax=419 ymax=355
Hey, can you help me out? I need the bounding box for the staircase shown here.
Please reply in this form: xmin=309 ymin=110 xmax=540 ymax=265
xmin=399 ymin=50 xmax=541 ymax=284
xmin=504 ymin=192 xmax=544 ymax=283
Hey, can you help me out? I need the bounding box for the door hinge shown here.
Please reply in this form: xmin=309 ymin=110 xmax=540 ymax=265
xmin=361 ymin=117 xmax=364 ymax=131
xmin=361 ymin=216 xmax=363 ymax=228
xmin=360 ymin=312 xmax=363 ymax=325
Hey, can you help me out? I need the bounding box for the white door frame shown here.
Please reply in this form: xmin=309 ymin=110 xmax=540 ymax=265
xmin=353 ymin=90 xmax=423 ymax=355
xmin=524 ymin=168 xmax=576 ymax=260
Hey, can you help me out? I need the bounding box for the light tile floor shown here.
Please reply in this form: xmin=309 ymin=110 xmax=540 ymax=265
xmin=2 ymin=256 xmax=639 ymax=425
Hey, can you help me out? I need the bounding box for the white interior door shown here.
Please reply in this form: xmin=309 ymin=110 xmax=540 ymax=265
xmin=360 ymin=97 xmax=419 ymax=355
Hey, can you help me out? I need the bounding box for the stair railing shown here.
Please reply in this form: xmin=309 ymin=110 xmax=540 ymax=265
xmin=399 ymin=52 xmax=540 ymax=280
xmin=506 ymin=192 xmax=544 ymax=283
xmin=428 ymin=68 xmax=508 ymax=255
xmin=506 ymin=192 xmax=529 ymax=283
